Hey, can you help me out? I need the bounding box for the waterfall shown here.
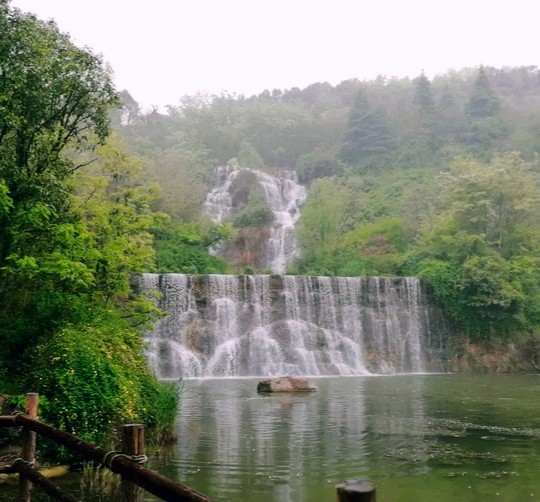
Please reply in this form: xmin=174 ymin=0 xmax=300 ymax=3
xmin=203 ymin=166 xmax=306 ymax=274
xmin=140 ymin=274 xmax=448 ymax=378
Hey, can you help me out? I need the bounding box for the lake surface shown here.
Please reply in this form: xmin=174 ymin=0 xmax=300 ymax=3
xmin=150 ymin=374 xmax=540 ymax=502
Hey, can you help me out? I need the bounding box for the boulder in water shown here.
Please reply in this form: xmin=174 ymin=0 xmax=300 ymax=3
xmin=257 ymin=376 xmax=318 ymax=393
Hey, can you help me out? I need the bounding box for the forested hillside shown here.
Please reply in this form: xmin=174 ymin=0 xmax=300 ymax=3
xmin=2 ymin=0 xmax=539 ymax=462
xmin=117 ymin=66 xmax=540 ymax=342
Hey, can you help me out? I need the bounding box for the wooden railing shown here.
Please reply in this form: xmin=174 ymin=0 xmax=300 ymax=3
xmin=0 ymin=393 xmax=377 ymax=502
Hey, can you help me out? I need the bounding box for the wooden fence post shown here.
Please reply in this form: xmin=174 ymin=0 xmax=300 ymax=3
xmin=13 ymin=458 xmax=78 ymax=502
xmin=19 ymin=392 xmax=39 ymax=502
xmin=10 ymin=413 xmax=215 ymax=502
xmin=120 ymin=423 xmax=145 ymax=502
xmin=336 ymin=480 xmax=376 ymax=502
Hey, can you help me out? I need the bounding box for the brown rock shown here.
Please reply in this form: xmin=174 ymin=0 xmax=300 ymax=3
xmin=257 ymin=376 xmax=318 ymax=393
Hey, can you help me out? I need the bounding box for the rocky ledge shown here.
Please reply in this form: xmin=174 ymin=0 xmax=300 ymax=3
xmin=257 ymin=376 xmax=318 ymax=393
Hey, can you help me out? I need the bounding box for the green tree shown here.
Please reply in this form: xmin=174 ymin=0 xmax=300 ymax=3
xmin=295 ymin=178 xmax=355 ymax=273
xmin=233 ymin=189 xmax=274 ymax=229
xmin=464 ymin=67 xmax=506 ymax=151
xmin=295 ymin=147 xmax=342 ymax=184
xmin=408 ymin=241 xmax=526 ymax=336
xmin=414 ymin=71 xmax=436 ymax=118
xmin=153 ymin=222 xmax=231 ymax=274
xmin=440 ymin=153 xmax=540 ymax=257
xmin=0 ymin=3 xmax=177 ymax=451
xmin=437 ymin=83 xmax=465 ymax=144
xmin=150 ymin=135 xmax=213 ymax=223
xmin=466 ymin=66 xmax=500 ymax=118
xmin=340 ymin=87 xmax=394 ymax=166
xmin=406 ymin=153 xmax=540 ymax=337
xmin=0 ymin=3 xmax=119 ymax=352
xmin=412 ymin=71 xmax=438 ymax=164
xmin=236 ymin=140 xmax=265 ymax=170
xmin=337 ymin=217 xmax=407 ymax=276
xmin=74 ymin=136 xmax=167 ymax=304
xmin=110 ymin=89 xmax=141 ymax=128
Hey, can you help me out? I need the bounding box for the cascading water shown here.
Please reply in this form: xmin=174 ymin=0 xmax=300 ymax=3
xmin=140 ymin=274 xmax=448 ymax=378
xmin=203 ymin=166 xmax=306 ymax=274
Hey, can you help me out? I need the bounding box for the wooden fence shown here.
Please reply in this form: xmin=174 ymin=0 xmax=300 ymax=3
xmin=0 ymin=393 xmax=376 ymax=502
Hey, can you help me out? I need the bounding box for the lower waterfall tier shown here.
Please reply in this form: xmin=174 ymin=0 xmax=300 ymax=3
xmin=140 ymin=274 xmax=449 ymax=378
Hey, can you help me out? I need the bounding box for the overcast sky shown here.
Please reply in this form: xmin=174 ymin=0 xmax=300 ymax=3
xmin=10 ymin=0 xmax=540 ymax=110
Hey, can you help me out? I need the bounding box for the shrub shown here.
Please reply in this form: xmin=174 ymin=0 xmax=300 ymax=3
xmin=21 ymin=310 xmax=179 ymax=459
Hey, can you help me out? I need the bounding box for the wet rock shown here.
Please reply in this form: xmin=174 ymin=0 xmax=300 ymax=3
xmin=257 ymin=376 xmax=318 ymax=393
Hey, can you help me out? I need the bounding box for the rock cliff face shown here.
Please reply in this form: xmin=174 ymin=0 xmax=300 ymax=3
xmin=451 ymin=338 xmax=540 ymax=373
xmin=222 ymin=226 xmax=272 ymax=272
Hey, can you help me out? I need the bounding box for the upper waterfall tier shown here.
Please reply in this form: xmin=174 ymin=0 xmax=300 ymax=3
xmin=140 ymin=274 xmax=449 ymax=378
xmin=203 ymin=166 xmax=306 ymax=274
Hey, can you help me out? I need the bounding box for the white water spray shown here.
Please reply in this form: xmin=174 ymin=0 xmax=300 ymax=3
xmin=140 ymin=274 xmax=448 ymax=378
xmin=203 ymin=166 xmax=306 ymax=274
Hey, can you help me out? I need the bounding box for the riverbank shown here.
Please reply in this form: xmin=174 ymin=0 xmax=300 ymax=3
xmin=451 ymin=335 xmax=540 ymax=373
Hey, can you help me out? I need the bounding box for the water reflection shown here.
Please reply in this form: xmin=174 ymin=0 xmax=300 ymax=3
xmin=166 ymin=377 xmax=432 ymax=501
xmin=152 ymin=375 xmax=540 ymax=502
xmin=173 ymin=379 xmax=362 ymax=500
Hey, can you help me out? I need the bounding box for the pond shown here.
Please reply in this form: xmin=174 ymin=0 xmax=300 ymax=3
xmin=150 ymin=374 xmax=540 ymax=502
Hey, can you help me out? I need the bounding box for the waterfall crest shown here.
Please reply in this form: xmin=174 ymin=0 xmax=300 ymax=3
xmin=141 ymin=274 xmax=448 ymax=378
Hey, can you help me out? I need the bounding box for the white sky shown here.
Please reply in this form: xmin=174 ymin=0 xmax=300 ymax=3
xmin=10 ymin=0 xmax=540 ymax=111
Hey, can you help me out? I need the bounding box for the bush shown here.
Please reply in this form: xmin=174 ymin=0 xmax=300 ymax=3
xmin=153 ymin=222 xmax=231 ymax=274
xmin=406 ymin=253 xmax=527 ymax=338
xmin=233 ymin=205 xmax=274 ymax=228
xmin=21 ymin=311 xmax=179 ymax=459
xmin=232 ymin=184 xmax=274 ymax=229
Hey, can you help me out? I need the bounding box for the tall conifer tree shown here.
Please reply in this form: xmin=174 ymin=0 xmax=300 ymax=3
xmin=412 ymin=71 xmax=438 ymax=163
xmin=341 ymin=87 xmax=393 ymax=166
xmin=466 ymin=66 xmax=500 ymax=118
xmin=465 ymin=67 xmax=505 ymax=149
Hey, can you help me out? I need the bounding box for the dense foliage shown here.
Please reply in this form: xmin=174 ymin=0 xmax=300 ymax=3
xmin=2 ymin=6 xmax=539 ymax=445
xmin=0 ymin=2 xmax=178 ymax=454
xmin=27 ymin=311 xmax=179 ymax=457
xmin=116 ymin=65 xmax=540 ymax=342
xmin=153 ymin=222 xmax=231 ymax=274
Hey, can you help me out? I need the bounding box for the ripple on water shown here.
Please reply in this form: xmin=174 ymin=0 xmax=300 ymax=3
xmin=159 ymin=375 xmax=540 ymax=502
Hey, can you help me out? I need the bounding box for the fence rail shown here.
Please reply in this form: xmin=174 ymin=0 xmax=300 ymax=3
xmin=0 ymin=393 xmax=377 ymax=502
